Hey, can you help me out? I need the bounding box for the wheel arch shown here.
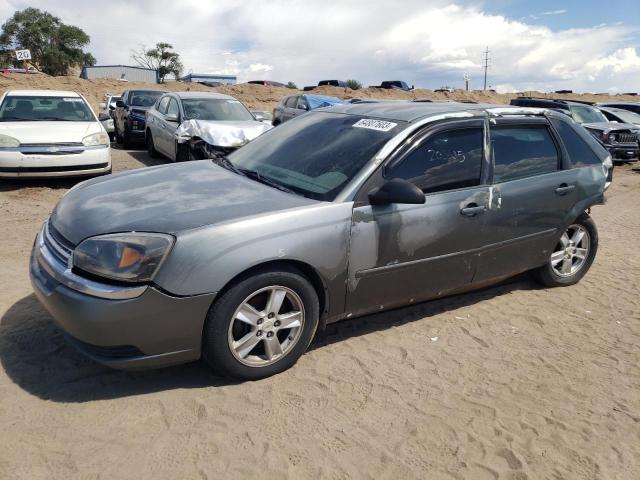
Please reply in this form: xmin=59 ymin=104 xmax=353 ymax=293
xmin=211 ymin=259 xmax=329 ymax=327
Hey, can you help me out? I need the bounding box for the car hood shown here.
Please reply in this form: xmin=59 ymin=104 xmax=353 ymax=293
xmin=0 ymin=121 xmax=102 ymax=143
xmin=51 ymin=160 xmax=315 ymax=245
xmin=582 ymin=122 xmax=639 ymax=133
xmin=175 ymin=119 xmax=272 ymax=147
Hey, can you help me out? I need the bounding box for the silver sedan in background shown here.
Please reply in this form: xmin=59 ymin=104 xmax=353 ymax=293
xmin=145 ymin=92 xmax=271 ymax=162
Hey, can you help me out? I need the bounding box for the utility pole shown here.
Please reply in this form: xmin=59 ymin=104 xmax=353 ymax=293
xmin=463 ymin=73 xmax=471 ymax=91
xmin=482 ymin=46 xmax=490 ymax=91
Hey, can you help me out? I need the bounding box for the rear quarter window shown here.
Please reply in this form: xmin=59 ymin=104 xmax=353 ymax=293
xmin=550 ymin=117 xmax=602 ymax=167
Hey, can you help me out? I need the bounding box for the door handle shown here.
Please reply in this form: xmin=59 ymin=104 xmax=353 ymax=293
xmin=460 ymin=203 xmax=486 ymax=217
xmin=555 ymin=183 xmax=575 ymax=195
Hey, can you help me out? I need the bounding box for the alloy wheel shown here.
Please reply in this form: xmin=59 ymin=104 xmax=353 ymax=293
xmin=550 ymin=224 xmax=591 ymax=277
xmin=227 ymin=286 xmax=305 ymax=367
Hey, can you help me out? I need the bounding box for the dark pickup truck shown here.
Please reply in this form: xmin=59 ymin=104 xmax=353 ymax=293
xmin=510 ymin=97 xmax=640 ymax=162
xmin=370 ymin=80 xmax=414 ymax=91
xmin=114 ymin=89 xmax=165 ymax=148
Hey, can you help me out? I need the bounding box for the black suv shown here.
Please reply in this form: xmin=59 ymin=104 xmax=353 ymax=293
xmin=510 ymin=97 xmax=640 ymax=161
xmin=114 ymin=89 xmax=166 ymax=148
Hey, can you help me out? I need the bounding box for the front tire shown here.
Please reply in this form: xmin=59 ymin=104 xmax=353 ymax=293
xmin=533 ymin=213 xmax=598 ymax=287
xmin=202 ymin=267 xmax=319 ymax=380
xmin=122 ymin=127 xmax=132 ymax=149
xmin=146 ymin=131 xmax=159 ymax=158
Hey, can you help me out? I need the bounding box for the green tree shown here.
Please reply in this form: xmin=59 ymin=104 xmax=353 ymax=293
xmin=131 ymin=43 xmax=183 ymax=83
xmin=286 ymin=81 xmax=298 ymax=89
xmin=346 ymin=79 xmax=362 ymax=90
xmin=0 ymin=8 xmax=95 ymax=75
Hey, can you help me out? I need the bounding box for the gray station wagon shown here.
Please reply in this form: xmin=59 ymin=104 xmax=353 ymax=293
xmin=30 ymin=103 xmax=612 ymax=380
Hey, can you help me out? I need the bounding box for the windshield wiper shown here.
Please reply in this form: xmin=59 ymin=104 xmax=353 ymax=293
xmin=238 ymin=167 xmax=295 ymax=194
xmin=212 ymin=155 xmax=243 ymax=175
xmin=0 ymin=116 xmax=32 ymax=121
xmin=37 ymin=117 xmax=75 ymax=121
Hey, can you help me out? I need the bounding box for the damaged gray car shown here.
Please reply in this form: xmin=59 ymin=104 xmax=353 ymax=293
xmin=145 ymin=92 xmax=272 ymax=162
xmin=31 ymin=103 xmax=611 ymax=380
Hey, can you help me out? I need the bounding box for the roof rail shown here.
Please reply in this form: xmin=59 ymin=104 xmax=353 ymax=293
xmin=486 ymin=106 xmax=550 ymax=117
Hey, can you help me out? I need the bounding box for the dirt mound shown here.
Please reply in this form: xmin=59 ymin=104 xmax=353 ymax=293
xmin=0 ymin=73 xmax=638 ymax=113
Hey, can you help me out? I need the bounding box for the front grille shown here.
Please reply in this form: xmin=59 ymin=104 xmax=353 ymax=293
xmin=0 ymin=162 xmax=109 ymax=173
xmin=43 ymin=220 xmax=74 ymax=266
xmin=615 ymin=133 xmax=639 ymax=143
xmin=21 ymin=142 xmax=84 ymax=147
xmin=63 ymin=333 xmax=144 ymax=360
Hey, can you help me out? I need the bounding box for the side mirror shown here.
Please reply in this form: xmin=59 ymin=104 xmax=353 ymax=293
xmin=368 ymin=178 xmax=425 ymax=205
xmin=298 ymin=104 xmax=308 ymax=111
xmin=98 ymin=112 xmax=110 ymax=121
xmin=411 ymin=85 xmax=415 ymax=90
xmin=253 ymin=113 xmax=264 ymax=121
xmin=98 ymin=102 xmax=106 ymax=110
xmin=115 ymin=100 xmax=125 ymax=108
xmin=165 ymin=112 xmax=179 ymax=122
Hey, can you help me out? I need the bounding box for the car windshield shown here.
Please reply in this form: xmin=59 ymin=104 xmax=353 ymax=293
xmin=0 ymin=95 xmax=95 ymax=122
xmin=228 ymin=112 xmax=404 ymax=201
xmin=181 ymin=98 xmax=254 ymax=121
xmin=609 ymin=109 xmax=640 ymax=124
xmin=570 ymin=105 xmax=608 ymax=124
xmin=130 ymin=91 xmax=163 ymax=107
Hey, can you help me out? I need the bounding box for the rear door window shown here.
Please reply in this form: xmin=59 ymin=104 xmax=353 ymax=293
xmin=386 ymin=127 xmax=483 ymax=194
xmin=491 ymin=126 xmax=559 ymax=182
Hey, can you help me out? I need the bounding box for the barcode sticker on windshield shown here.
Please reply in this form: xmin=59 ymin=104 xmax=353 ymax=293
xmin=63 ymin=97 xmax=83 ymax=102
xmin=353 ymin=119 xmax=397 ymax=132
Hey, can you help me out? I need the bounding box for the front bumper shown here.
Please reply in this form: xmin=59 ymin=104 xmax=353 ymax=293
xmin=29 ymin=224 xmax=215 ymax=369
xmin=0 ymin=144 xmax=111 ymax=178
xmin=606 ymin=143 xmax=639 ymax=161
xmin=127 ymin=118 xmax=146 ymax=141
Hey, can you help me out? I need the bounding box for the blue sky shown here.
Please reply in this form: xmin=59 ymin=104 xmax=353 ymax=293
xmin=481 ymin=0 xmax=640 ymax=29
xmin=1 ymin=0 xmax=639 ymax=92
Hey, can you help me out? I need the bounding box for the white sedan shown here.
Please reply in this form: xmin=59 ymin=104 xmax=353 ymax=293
xmin=0 ymin=90 xmax=111 ymax=178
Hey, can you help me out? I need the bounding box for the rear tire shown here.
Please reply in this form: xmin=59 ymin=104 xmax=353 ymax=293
xmin=146 ymin=131 xmax=159 ymax=158
xmin=202 ymin=267 xmax=319 ymax=380
xmin=533 ymin=213 xmax=598 ymax=287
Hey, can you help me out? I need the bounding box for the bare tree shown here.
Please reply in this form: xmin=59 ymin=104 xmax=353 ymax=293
xmin=131 ymin=42 xmax=183 ymax=83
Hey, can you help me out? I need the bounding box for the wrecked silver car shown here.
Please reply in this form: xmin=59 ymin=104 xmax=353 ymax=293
xmin=145 ymin=92 xmax=272 ymax=161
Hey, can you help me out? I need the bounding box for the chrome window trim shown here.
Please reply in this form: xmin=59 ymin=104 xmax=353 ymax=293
xmin=35 ymin=224 xmax=147 ymax=300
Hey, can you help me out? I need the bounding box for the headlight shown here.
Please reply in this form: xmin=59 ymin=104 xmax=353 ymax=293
xmin=73 ymin=233 xmax=174 ymax=283
xmin=0 ymin=133 xmax=20 ymax=147
xmin=82 ymin=132 xmax=110 ymax=146
xmin=607 ymin=133 xmax=617 ymax=143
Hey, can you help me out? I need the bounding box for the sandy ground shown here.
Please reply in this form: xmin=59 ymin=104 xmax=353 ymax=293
xmin=0 ymin=145 xmax=639 ymax=479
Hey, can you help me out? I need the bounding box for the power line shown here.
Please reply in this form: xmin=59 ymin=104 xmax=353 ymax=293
xmin=482 ymin=46 xmax=490 ymax=91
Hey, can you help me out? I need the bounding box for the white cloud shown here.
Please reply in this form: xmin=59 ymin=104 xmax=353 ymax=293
xmin=248 ymin=63 xmax=274 ymax=73
xmin=541 ymin=10 xmax=567 ymax=16
xmin=0 ymin=1 xmax=638 ymax=92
